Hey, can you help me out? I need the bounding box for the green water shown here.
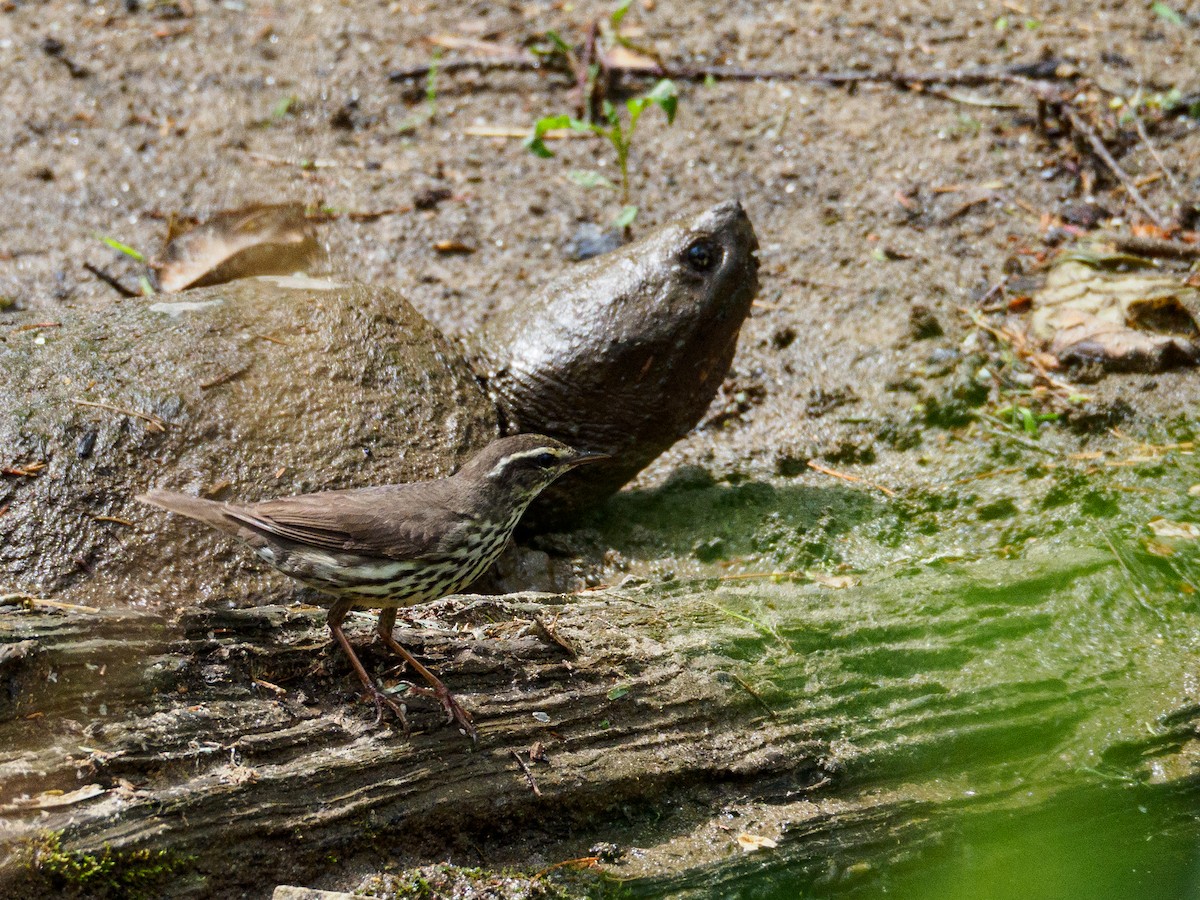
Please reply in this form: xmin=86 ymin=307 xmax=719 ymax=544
xmin=611 ymin=437 xmax=1200 ymax=900
xmin=736 ymin=785 xmax=1200 ymax=900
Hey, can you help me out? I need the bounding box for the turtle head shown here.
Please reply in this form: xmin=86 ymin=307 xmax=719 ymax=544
xmin=480 ymin=201 xmax=759 ymax=517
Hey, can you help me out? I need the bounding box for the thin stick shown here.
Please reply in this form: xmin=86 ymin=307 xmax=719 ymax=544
xmin=82 ymin=262 xmax=139 ymax=298
xmin=10 ymin=322 xmax=62 ymax=333
xmin=0 ymin=593 xmax=100 ymax=614
xmin=807 ymin=460 xmax=896 ymax=497
xmin=388 ymin=55 xmax=1074 ymax=90
xmin=1131 ymin=111 xmax=1185 ymax=200
xmin=1058 ymin=103 xmax=1168 ymax=229
xmin=510 ymin=749 xmax=543 ymax=797
xmin=70 ymin=399 xmax=168 ymax=432
xmin=199 ymin=363 xmax=253 ymax=390
xmin=1097 ymin=233 xmax=1200 ymax=261
xmin=730 ymin=672 xmax=778 ymax=720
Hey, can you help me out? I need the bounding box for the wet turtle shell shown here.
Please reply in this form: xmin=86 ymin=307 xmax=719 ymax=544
xmin=0 ymin=202 xmax=758 ymax=606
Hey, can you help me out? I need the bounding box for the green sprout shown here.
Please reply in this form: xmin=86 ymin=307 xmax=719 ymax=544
xmin=396 ymin=49 xmax=441 ymax=134
xmin=97 ymin=235 xmax=144 ymax=262
xmin=94 ymin=234 xmax=154 ymax=296
xmin=995 ymin=403 xmax=1059 ymax=438
xmin=524 ymin=78 xmax=677 ymax=229
xmin=267 ymin=94 xmax=296 ymax=122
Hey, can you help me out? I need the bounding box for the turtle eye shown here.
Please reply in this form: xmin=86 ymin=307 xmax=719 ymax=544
xmin=684 ymin=239 xmax=719 ymax=272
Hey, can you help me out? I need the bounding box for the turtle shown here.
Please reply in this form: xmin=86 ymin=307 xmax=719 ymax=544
xmin=0 ymin=201 xmax=758 ymax=609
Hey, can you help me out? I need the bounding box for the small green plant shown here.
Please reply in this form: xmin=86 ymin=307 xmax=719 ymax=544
xmin=524 ymin=78 xmax=677 ymax=229
xmin=397 ymin=49 xmax=441 ymax=134
xmin=266 ymin=94 xmax=296 ymax=123
xmin=94 ymin=233 xmax=155 ymax=296
xmin=994 ymin=403 xmax=1059 ymax=437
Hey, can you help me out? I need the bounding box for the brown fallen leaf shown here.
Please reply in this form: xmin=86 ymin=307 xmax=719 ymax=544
xmin=1030 ymin=252 xmax=1200 ymax=372
xmin=152 ymin=203 xmax=322 ymax=293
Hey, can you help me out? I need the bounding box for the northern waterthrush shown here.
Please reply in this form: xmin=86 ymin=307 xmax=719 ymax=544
xmin=136 ymin=434 xmax=604 ymax=741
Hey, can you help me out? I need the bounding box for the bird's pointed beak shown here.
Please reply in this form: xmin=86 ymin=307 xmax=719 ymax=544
xmin=565 ymin=449 xmax=609 ymax=469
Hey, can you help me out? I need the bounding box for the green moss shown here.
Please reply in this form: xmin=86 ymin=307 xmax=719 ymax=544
xmin=22 ymin=831 xmax=195 ymax=899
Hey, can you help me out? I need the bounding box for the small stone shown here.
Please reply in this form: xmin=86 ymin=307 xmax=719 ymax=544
xmin=413 ymin=186 xmax=452 ymax=210
xmin=563 ymin=223 xmax=623 ymax=261
xmin=909 ymin=303 xmax=944 ymax=340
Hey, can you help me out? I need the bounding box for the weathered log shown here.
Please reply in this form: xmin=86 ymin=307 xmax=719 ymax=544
xmin=1 ymin=544 xmax=1196 ymax=897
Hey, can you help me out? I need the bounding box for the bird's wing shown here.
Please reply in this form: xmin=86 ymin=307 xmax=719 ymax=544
xmin=227 ymin=482 xmax=469 ymax=559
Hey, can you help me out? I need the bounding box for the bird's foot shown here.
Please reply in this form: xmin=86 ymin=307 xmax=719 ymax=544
xmin=406 ymin=682 xmax=477 ymax=744
xmin=366 ymin=685 xmax=410 ymax=731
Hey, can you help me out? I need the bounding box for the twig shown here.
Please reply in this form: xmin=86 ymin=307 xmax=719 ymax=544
xmin=200 ymin=363 xmax=253 ymax=391
xmin=510 ymin=749 xmax=543 ymax=797
xmin=70 ymin=399 xmax=168 ymax=432
xmin=83 ymin=262 xmax=139 ymax=298
xmin=388 ymin=56 xmax=540 ymax=82
xmin=388 ymin=54 xmax=1075 ymax=91
xmin=941 ymin=194 xmax=995 ymax=224
xmin=2 ymin=462 xmax=46 ymax=477
xmin=807 ymin=460 xmax=896 ymax=497
xmin=10 ymin=322 xmax=62 ymax=333
xmin=533 ymin=615 xmax=577 ymax=658
xmin=717 ymin=571 xmax=798 ymax=582
xmin=1131 ymin=110 xmax=1185 ymax=201
xmin=0 ymin=593 xmax=100 ymax=614
xmin=245 ymin=151 xmax=342 ymax=169
xmin=976 ymin=276 xmax=1011 ymax=308
xmin=533 ymin=857 xmax=600 ymax=879
xmin=1057 ymin=102 xmax=1169 ymax=230
xmin=253 ymin=678 xmax=287 ymax=695
xmin=730 ymin=673 xmax=778 ymax=720
xmin=93 ymin=515 xmax=134 ymax=526
xmin=1096 ymin=233 xmax=1200 ymax=261
xmin=977 ymin=416 xmax=1062 ymax=457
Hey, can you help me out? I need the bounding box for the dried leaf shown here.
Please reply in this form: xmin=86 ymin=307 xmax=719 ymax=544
xmin=805 ymin=571 xmax=859 ymax=589
xmin=602 ymin=44 xmax=661 ymax=71
xmin=737 ymin=833 xmax=779 ymax=853
xmin=1147 ymin=518 xmax=1200 ymax=541
xmin=1030 ymin=255 xmax=1200 ymax=372
xmin=153 ymin=203 xmax=322 ymax=293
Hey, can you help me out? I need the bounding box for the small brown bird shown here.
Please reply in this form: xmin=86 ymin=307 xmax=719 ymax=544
xmin=137 ymin=434 xmax=604 ymax=741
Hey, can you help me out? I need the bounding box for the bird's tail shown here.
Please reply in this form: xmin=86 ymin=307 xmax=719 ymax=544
xmin=136 ymin=489 xmax=244 ymax=536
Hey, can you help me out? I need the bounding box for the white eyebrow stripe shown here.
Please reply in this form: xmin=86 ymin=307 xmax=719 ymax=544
xmin=485 ymin=447 xmax=567 ymax=479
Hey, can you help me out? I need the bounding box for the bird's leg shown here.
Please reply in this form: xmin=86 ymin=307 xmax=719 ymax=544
xmin=377 ymin=605 xmax=477 ymax=743
xmin=327 ymin=599 xmax=408 ymax=728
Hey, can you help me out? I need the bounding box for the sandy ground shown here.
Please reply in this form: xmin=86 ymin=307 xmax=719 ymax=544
xmin=8 ymin=0 xmax=1198 ymax=583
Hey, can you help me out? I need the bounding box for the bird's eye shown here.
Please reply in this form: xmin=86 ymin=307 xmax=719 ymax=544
xmin=532 ymin=451 xmax=558 ymax=468
xmin=684 ymin=239 xmax=719 ymax=272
